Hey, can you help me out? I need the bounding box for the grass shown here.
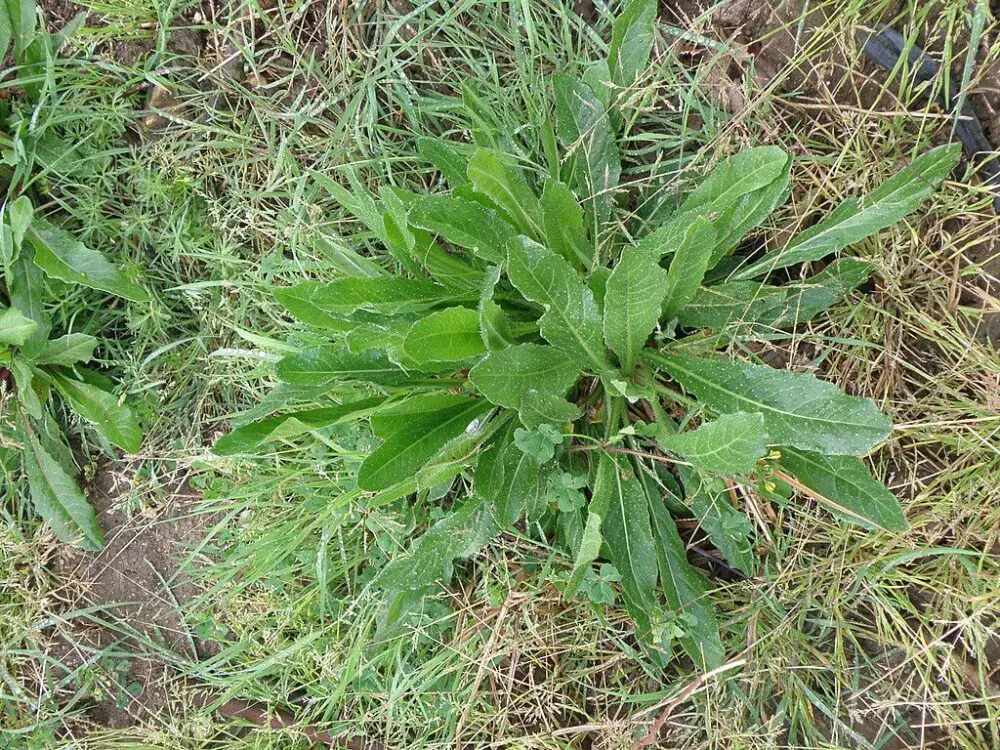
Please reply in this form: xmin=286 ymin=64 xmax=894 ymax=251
xmin=1 ymin=0 xmax=999 ymax=748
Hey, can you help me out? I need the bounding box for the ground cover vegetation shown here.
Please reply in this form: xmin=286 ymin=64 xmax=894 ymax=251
xmin=2 ymin=0 xmax=999 ymax=748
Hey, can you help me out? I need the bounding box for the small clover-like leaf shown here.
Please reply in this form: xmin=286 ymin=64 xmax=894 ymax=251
xmin=513 ymin=424 xmax=563 ymax=465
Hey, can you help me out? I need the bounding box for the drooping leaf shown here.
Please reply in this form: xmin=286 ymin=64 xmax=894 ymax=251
xmin=33 ymin=333 xmax=98 ymax=366
xmin=651 ymin=351 xmax=892 ymax=455
xmin=661 ymin=216 xmax=718 ymax=319
xmin=358 ymin=395 xmax=493 ymax=491
xmin=402 ymin=306 xmax=486 ymax=365
xmin=553 ymin=75 xmax=621 ymax=227
xmin=469 ymin=343 xmax=580 ymax=411
xmin=408 ymin=195 xmax=517 ymax=264
xmin=28 ymin=220 xmax=148 ymax=303
xmin=541 ymin=179 xmax=592 ymax=270
xmin=20 ymin=416 xmax=103 ymax=551
xmin=732 ymin=143 xmax=961 ymax=281
xmin=603 ymin=245 xmax=668 ymax=373
xmin=213 ymin=397 xmax=386 ymax=456
xmin=646 ymin=487 xmax=724 ymax=669
xmin=656 ymin=412 xmax=767 ymax=475
xmin=779 ymin=448 xmax=907 ymax=531
xmin=276 ymin=347 xmax=411 ymax=387
xmin=609 ymin=0 xmax=656 ymax=86
xmin=595 ymin=452 xmax=658 ymax=624
xmin=52 ymin=374 xmax=142 ymax=453
xmin=0 ymin=306 xmax=38 ymax=346
xmin=467 ymin=149 xmax=542 ymax=238
xmin=506 ymin=237 xmax=612 ymax=374
xmin=276 ymin=278 xmax=460 ymax=320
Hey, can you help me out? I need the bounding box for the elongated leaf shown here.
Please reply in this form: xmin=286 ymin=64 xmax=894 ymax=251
xmin=409 ymin=195 xmax=516 ymax=265
xmin=541 ymin=179 xmax=592 ymax=270
xmin=603 ymin=246 xmax=668 ymax=373
xmin=276 ymin=278 xmax=459 ymax=320
xmin=657 ymin=412 xmax=767 ymax=474
xmin=651 ymin=351 xmax=891 ymax=455
xmin=596 ymin=452 xmax=658 ymax=619
xmin=682 ymin=468 xmax=755 ymax=575
xmin=403 ymin=306 xmax=486 ymax=365
xmin=662 ymin=216 xmax=717 ymax=319
xmin=11 ymin=250 xmax=51 ymax=356
xmin=779 ymin=448 xmax=907 ymax=531
xmin=21 ymin=417 xmax=103 ymax=550
xmin=475 ymin=424 xmax=550 ymax=525
xmin=518 ymin=388 xmax=581 ymax=430
xmin=52 ymin=375 xmax=142 ymax=453
xmin=478 ymin=266 xmax=514 ymax=350
xmin=467 ymin=149 xmax=542 ymax=237
xmin=8 ymin=195 xmax=33 ymax=248
xmin=213 ymin=397 xmax=386 ymax=456
xmin=609 ymin=0 xmax=656 ymax=86
xmin=417 ymin=137 xmax=470 ymax=188
xmin=469 ymin=343 xmax=579 ymax=410
xmin=507 ymin=237 xmax=612 ymax=374
xmin=733 ymin=144 xmax=960 ymax=281
xmin=554 ymin=75 xmax=621 ymax=227
xmin=373 ymin=495 xmax=497 ymax=600
xmin=567 ymin=511 xmax=604 ymax=596
xmin=34 ymin=333 xmax=98 ymax=366
xmin=677 ymin=258 xmax=871 ymax=330
xmin=28 ymin=221 xmax=148 ymax=303
xmin=277 ymin=348 xmax=410 ymax=387
xmin=647 ymin=489 xmax=724 ymax=669
xmin=359 ymin=395 xmax=492 ymax=490
xmin=0 ymin=306 xmax=38 ymax=346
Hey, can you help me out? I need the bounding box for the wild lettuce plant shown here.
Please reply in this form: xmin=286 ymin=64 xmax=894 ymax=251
xmin=216 ymin=0 xmax=959 ymax=666
xmin=0 ymin=1 xmax=145 ymax=550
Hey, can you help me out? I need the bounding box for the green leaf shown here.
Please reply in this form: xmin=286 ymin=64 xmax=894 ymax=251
xmin=778 ymin=448 xmax=907 ymax=531
xmin=409 ymin=195 xmax=516 ymax=265
xmin=518 ymin=388 xmax=581 ymax=429
xmin=276 ymin=348 xmax=411 ymax=387
xmin=33 ymin=333 xmax=98 ymax=366
xmin=662 ymin=216 xmax=718 ymax=319
xmin=513 ymin=423 xmax=563 ymax=464
xmin=677 ymin=258 xmax=872 ymax=331
xmin=651 ymin=351 xmax=892 ymax=455
xmin=0 ymin=306 xmax=38 ymax=346
xmin=0 ymin=2 xmax=11 ymax=60
xmin=478 ymin=266 xmax=514 ymax=350
xmin=469 ymin=343 xmax=580 ymax=411
xmin=276 ymin=278 xmax=460 ymax=319
xmin=403 ymin=307 xmax=486 ymax=365
xmin=647 ymin=489 xmax=724 ymax=669
xmin=603 ymin=245 xmax=668 ymax=373
xmin=553 ymin=75 xmax=621 ymax=227
xmin=595 ymin=452 xmax=658 ymax=623
xmin=609 ymin=0 xmax=656 ymax=86
xmin=467 ymin=149 xmax=542 ymax=238
xmin=475 ymin=424 xmax=550 ymax=525
xmin=28 ymin=220 xmax=148 ymax=303
xmin=373 ymin=495 xmax=497 ymax=600
xmin=661 ymin=147 xmax=790 ymax=265
xmin=732 ymin=144 xmax=960 ymax=281
xmin=20 ymin=416 xmax=103 ymax=551
xmin=541 ymin=179 xmax=591 ymax=270
xmin=417 ymin=137 xmax=470 ymax=188
xmin=212 ymin=396 xmax=386 ymax=456
xmin=656 ymin=412 xmax=767 ymax=475
xmin=567 ymin=510 xmax=604 ymax=596
xmin=506 ymin=237 xmax=612 ymax=374
xmin=10 ymin=250 xmax=51 ymax=356
xmin=682 ymin=469 xmax=755 ymax=575
xmin=8 ymin=195 xmax=33 ymax=248
xmin=358 ymin=395 xmax=493 ymax=491
xmin=52 ymin=374 xmax=142 ymax=453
